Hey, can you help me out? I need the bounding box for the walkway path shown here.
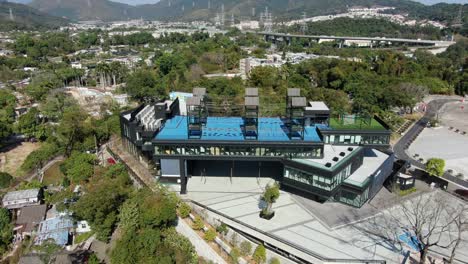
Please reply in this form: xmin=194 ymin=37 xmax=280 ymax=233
xmin=107 ymin=139 xmax=156 ymax=189
xmin=176 ymin=217 xmax=228 ymax=264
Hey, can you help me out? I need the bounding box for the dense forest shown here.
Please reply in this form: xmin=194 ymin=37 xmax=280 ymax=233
xmin=284 ymin=18 xmax=448 ymax=40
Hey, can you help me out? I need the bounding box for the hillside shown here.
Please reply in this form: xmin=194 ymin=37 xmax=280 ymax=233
xmin=29 ymin=0 xmax=134 ymax=21
xmin=0 ymin=1 xmax=68 ymax=31
xmin=26 ymin=0 xmax=467 ymax=26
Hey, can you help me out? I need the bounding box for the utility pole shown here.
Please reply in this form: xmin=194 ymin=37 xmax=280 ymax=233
xmin=231 ymin=13 xmax=235 ymax=27
xmin=453 ymin=5 xmax=463 ymax=28
xmin=221 ymin=4 xmax=225 ymax=29
xmin=301 ymin=12 xmax=307 ymax=35
xmin=263 ymin=7 xmax=273 ymax=32
xmin=9 ymin=8 xmax=14 ymax=21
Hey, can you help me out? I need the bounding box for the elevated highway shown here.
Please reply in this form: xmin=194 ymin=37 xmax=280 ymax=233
xmin=251 ymin=31 xmax=455 ymax=48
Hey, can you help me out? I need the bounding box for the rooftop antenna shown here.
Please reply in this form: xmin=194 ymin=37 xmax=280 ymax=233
xmin=9 ymin=8 xmax=14 ymax=21
xmin=301 ymin=12 xmax=307 ymax=35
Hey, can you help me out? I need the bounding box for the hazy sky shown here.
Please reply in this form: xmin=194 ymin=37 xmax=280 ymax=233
xmin=111 ymin=0 xmax=160 ymax=5
xmin=6 ymin=0 xmax=468 ymax=5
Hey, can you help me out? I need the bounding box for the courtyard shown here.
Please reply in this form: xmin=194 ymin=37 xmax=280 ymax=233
xmin=175 ymin=176 xmax=468 ymax=263
xmin=180 ymin=176 xmax=407 ymax=263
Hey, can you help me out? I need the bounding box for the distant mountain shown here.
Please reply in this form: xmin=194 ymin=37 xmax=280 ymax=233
xmin=25 ymin=0 xmax=468 ymax=24
xmin=29 ymin=0 xmax=135 ymax=21
xmin=0 ymin=1 xmax=68 ymax=31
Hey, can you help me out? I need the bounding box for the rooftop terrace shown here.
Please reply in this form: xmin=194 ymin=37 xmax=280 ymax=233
xmin=155 ymin=116 xmax=324 ymax=142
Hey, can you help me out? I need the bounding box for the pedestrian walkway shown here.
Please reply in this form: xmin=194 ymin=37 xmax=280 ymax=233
xmin=107 ymin=139 xmax=156 ymax=189
xmin=176 ymin=217 xmax=227 ymax=264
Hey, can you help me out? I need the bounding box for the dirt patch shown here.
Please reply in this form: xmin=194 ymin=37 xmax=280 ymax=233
xmin=42 ymin=161 xmax=65 ymax=186
xmin=0 ymin=142 xmax=41 ymax=177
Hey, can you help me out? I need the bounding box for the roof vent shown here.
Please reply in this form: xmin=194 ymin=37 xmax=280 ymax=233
xmin=325 ymin=162 xmax=332 ymax=168
xmin=339 ymin=152 xmax=346 ymax=157
xmin=348 ymin=147 xmax=354 ymax=151
xmin=332 ymin=157 xmax=339 ymax=162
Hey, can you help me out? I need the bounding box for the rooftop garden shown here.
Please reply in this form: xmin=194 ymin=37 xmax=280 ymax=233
xmin=329 ymin=115 xmax=387 ymax=131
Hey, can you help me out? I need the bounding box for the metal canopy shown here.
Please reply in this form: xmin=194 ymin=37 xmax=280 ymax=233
xmin=193 ymin=87 xmax=206 ymax=97
xmin=187 ymin=97 xmax=202 ymax=106
xmin=245 ymin=96 xmax=259 ymax=106
xmin=245 ymin=87 xmax=259 ymax=97
xmin=287 ymin=88 xmax=301 ymax=97
xmin=291 ymin=97 xmax=307 ymax=107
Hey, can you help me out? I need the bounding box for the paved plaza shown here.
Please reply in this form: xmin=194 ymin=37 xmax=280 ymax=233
xmin=179 ymin=176 xmax=468 ymax=263
xmin=439 ymin=100 xmax=468 ymax=132
xmin=183 ymin=176 xmax=405 ymax=263
xmin=408 ymin=127 xmax=468 ymax=180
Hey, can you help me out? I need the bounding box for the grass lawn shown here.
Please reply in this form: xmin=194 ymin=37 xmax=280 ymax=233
xmin=329 ymin=117 xmax=386 ymax=130
xmin=42 ymin=162 xmax=65 ymax=186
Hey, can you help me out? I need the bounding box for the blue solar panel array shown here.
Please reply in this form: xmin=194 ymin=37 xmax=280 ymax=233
xmin=156 ymin=116 xmax=324 ymax=142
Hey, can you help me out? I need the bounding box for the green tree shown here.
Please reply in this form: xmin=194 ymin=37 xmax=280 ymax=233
xmin=125 ymin=69 xmax=162 ymax=101
xmin=119 ymin=200 xmax=140 ymax=232
xmin=0 ymin=89 xmax=16 ymax=141
xmin=62 ymin=152 xmax=96 ymax=183
xmin=88 ymin=253 xmax=101 ymax=264
xmin=426 ymin=158 xmax=446 ymax=177
xmin=262 ymin=182 xmax=280 ymax=217
xmin=253 ymin=244 xmax=267 ymax=264
xmin=240 ymin=241 xmax=252 ymax=256
xmin=17 ymin=179 xmax=43 ymax=190
xmin=71 ymin=173 xmax=131 ymax=241
xmin=0 ymin=208 xmax=13 ymax=255
xmin=0 ymin=172 xmax=13 ymax=189
xmin=56 ymin=106 xmax=89 ymax=156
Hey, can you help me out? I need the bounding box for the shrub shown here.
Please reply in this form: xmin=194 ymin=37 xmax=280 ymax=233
xmin=230 ymin=247 xmax=241 ymax=264
xmin=253 ymin=244 xmax=267 ymax=264
xmin=216 ymin=222 xmax=228 ymax=235
xmin=269 ymin=257 xmax=281 ymax=264
xmin=240 ymin=241 xmax=252 ymax=256
xmin=0 ymin=172 xmax=13 ymax=188
xmin=399 ymin=187 xmax=417 ymax=196
xmin=74 ymin=232 xmax=93 ymax=244
xmin=204 ymin=229 xmax=217 ymax=242
xmin=192 ymin=216 xmax=205 ymax=230
xmin=179 ymin=202 xmax=191 ymax=218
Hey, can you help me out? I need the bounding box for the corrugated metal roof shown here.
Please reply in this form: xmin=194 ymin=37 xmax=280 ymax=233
xmin=291 ymin=97 xmax=307 ymax=107
xmin=245 ymin=96 xmax=259 ymax=106
xmin=245 ymin=87 xmax=258 ymax=97
xmin=2 ymin=189 xmax=40 ymax=202
xmin=287 ymin=88 xmax=301 ymax=97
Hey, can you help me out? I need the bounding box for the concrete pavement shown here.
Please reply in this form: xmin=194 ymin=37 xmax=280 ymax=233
xmin=176 ymin=217 xmax=227 ymax=264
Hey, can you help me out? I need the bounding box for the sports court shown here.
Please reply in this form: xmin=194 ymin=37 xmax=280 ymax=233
xmin=156 ymin=116 xmax=323 ymax=142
